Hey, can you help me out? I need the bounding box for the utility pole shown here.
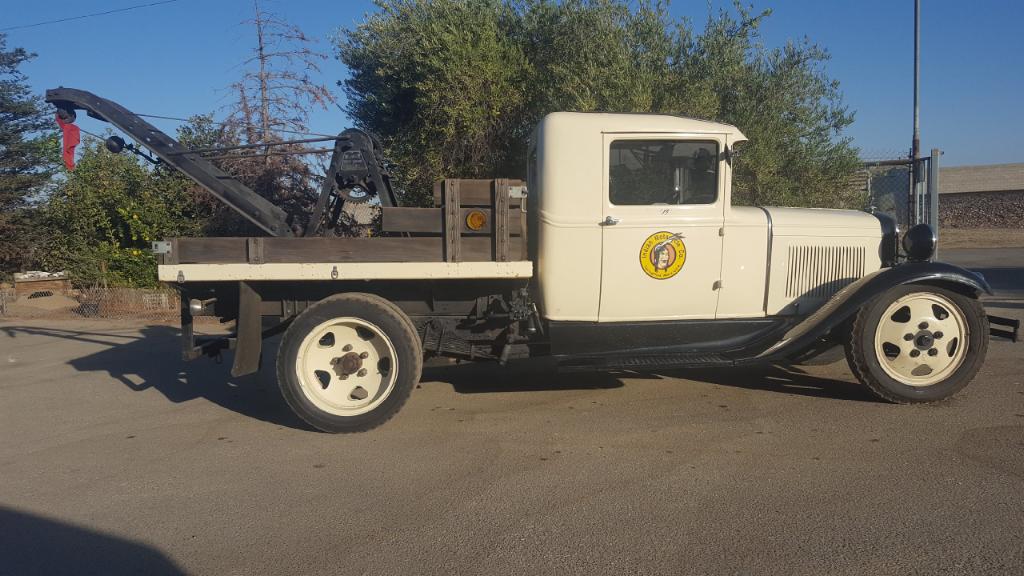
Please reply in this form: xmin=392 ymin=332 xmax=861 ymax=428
xmin=909 ymin=0 xmax=922 ymax=225
xmin=912 ymin=0 xmax=920 ymax=164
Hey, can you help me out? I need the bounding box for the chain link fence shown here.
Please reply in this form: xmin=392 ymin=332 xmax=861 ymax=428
xmin=0 ymin=284 xmax=183 ymax=323
xmin=857 ymin=150 xmax=939 ymax=233
xmin=861 ymin=161 xmax=912 ymax=227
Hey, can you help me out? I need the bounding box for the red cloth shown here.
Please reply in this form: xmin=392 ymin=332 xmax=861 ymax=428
xmin=55 ymin=113 xmax=80 ymax=170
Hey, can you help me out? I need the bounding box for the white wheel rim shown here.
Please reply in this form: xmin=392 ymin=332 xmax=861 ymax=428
xmin=873 ymin=292 xmax=969 ymax=387
xmin=295 ymin=317 xmax=398 ymax=416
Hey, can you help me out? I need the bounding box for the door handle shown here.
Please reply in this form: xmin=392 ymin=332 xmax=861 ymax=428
xmin=600 ymin=216 xmax=620 ymax=226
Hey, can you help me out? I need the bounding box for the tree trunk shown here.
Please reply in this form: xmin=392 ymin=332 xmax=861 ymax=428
xmin=254 ymin=0 xmax=271 ymax=165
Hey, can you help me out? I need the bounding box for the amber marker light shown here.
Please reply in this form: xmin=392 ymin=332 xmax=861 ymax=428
xmin=465 ymin=210 xmax=488 ymax=231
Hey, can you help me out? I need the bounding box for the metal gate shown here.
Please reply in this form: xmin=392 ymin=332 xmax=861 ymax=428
xmin=859 ymin=148 xmax=941 ymax=255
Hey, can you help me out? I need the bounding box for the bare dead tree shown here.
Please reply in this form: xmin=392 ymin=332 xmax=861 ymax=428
xmin=220 ymin=0 xmax=339 ymax=235
xmin=229 ymin=0 xmax=336 ymax=138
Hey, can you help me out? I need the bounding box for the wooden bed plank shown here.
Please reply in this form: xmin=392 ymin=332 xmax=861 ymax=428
xmin=432 ymin=178 xmax=523 ymax=207
xmin=175 ymin=238 xmax=248 ymax=263
xmin=494 ymin=178 xmax=511 ymax=262
xmin=443 ymin=179 xmax=461 ymax=262
xmin=172 ymin=236 xmax=525 ymax=264
xmin=382 ymin=207 xmax=525 ymax=235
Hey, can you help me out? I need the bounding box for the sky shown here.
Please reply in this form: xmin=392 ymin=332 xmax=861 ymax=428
xmin=4 ymin=0 xmax=1023 ymax=167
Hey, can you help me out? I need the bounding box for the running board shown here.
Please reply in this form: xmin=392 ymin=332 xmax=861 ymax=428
xmin=989 ymin=315 xmax=1020 ymax=343
xmin=558 ymin=352 xmax=734 ymax=372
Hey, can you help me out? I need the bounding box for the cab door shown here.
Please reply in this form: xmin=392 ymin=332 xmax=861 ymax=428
xmin=598 ymin=134 xmax=725 ymax=321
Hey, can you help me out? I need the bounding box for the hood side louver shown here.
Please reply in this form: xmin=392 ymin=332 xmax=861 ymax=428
xmin=785 ymin=245 xmax=865 ymax=300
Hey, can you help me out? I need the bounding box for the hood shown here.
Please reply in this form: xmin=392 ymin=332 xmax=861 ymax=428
xmin=763 ymin=207 xmax=882 ymax=238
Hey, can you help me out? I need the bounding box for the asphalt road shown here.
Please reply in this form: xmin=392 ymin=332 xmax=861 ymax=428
xmin=1 ymin=251 xmax=1022 ymax=575
xmin=944 ymin=247 xmax=1024 ymax=298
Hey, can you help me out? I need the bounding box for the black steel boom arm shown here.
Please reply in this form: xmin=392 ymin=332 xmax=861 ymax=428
xmin=45 ymin=87 xmax=294 ymax=237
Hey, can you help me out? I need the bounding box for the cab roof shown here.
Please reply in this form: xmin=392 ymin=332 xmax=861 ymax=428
xmin=541 ymin=111 xmax=747 ymax=143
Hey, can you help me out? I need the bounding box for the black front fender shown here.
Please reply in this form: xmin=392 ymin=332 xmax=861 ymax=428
xmin=757 ymin=261 xmax=991 ymax=362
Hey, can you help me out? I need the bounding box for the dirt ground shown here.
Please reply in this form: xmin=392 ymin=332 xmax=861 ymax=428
xmin=939 ymin=227 xmax=1024 ymax=249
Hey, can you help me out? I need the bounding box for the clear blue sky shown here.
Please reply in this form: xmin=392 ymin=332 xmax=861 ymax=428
xmin=5 ymin=0 xmax=1023 ymax=166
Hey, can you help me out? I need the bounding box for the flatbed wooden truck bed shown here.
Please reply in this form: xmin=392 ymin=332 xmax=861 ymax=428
xmin=157 ymin=178 xmax=539 ymax=377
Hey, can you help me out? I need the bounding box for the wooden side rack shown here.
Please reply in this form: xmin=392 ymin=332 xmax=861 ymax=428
xmin=160 ymin=179 xmax=527 ymax=265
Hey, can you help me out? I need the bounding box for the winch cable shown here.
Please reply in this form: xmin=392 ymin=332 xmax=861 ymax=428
xmin=168 ymin=135 xmax=341 ymax=156
xmin=76 ymin=126 xmax=108 ymax=143
xmin=202 ymin=147 xmax=335 ymax=161
xmin=78 ymin=126 xmax=336 ymax=168
xmin=133 ymin=112 xmax=337 ymax=139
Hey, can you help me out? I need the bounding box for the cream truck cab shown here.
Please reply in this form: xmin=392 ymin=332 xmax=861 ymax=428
xmin=46 ymin=88 xmax=1017 ymax=433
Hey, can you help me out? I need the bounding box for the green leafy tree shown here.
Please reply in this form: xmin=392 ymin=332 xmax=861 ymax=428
xmin=514 ymin=0 xmax=676 ymax=114
xmin=673 ymin=5 xmax=860 ymax=207
xmin=338 ymin=0 xmax=861 ymax=208
xmin=171 ymin=113 xmax=248 ymax=236
xmin=338 ymin=0 xmax=531 ymax=203
xmin=0 ymin=33 xmax=58 ymax=275
xmin=41 ymin=140 xmax=208 ymax=287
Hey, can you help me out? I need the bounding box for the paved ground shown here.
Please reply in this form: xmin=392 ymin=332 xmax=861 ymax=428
xmin=1 ymin=252 xmax=1022 ymax=575
xmin=944 ymin=248 xmax=1024 ymax=299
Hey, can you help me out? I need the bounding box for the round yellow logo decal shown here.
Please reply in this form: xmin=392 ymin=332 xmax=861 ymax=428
xmin=639 ymin=231 xmax=686 ymax=279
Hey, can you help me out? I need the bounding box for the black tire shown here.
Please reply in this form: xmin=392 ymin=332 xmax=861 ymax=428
xmin=276 ymin=293 xmax=423 ymax=432
xmin=845 ymin=284 xmax=988 ymax=403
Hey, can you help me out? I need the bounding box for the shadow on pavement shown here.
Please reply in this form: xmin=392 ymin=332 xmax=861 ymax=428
xmin=1 ymin=324 xmax=313 ymax=432
xmin=3 ymin=325 xmax=877 ymax=430
xmin=425 ymin=358 xmax=879 ymax=403
xmin=0 ymin=506 xmax=185 ymax=576
xmin=423 ymin=358 xmax=631 ymax=393
xmin=664 ymin=365 xmax=881 ymax=403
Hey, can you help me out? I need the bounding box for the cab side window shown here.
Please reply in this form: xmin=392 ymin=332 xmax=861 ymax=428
xmin=609 ymin=140 xmax=719 ymax=206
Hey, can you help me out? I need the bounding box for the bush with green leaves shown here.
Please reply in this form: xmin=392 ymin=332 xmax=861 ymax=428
xmin=338 ymin=0 xmax=862 ymax=208
xmin=0 ymin=33 xmax=59 ymax=276
xmin=41 ymin=141 xmax=210 ymax=287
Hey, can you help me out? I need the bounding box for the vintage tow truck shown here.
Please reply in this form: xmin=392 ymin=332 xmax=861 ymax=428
xmin=47 ymin=88 xmax=1019 ymax=432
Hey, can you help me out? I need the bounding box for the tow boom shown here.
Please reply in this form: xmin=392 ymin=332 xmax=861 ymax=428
xmin=47 ymin=88 xmax=294 ymax=236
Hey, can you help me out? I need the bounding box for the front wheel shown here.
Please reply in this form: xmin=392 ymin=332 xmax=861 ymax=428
xmin=845 ymin=284 xmax=988 ymax=403
xmin=277 ymin=293 xmax=422 ymax=432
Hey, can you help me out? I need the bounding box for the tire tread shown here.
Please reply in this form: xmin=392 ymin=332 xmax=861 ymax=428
xmin=276 ymin=292 xmax=422 ymax=433
xmin=844 ymin=285 xmax=988 ymax=404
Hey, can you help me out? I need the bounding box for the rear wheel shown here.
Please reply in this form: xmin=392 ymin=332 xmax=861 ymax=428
xmin=845 ymin=284 xmax=988 ymax=403
xmin=277 ymin=293 xmax=422 ymax=432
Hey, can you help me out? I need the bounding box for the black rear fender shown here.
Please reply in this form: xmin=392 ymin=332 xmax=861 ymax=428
xmin=758 ymin=262 xmax=991 ymax=362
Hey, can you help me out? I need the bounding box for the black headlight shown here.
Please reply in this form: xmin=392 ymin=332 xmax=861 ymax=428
xmin=902 ymin=223 xmax=936 ymax=262
xmin=873 ymin=212 xmax=899 ymax=267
